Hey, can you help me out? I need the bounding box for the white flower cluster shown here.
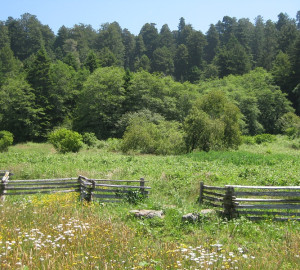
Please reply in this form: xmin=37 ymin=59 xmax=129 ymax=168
xmin=0 ymin=217 xmax=90 ymax=267
xmin=175 ymin=244 xmax=255 ymax=270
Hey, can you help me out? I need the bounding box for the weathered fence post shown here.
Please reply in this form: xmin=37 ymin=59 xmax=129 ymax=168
xmin=223 ymin=186 xmax=237 ymax=220
xmin=140 ymin=178 xmax=146 ymax=197
xmin=0 ymin=171 xmax=10 ymax=201
xmin=86 ymin=179 xmax=95 ymax=202
xmin=77 ymin=176 xmax=84 ymax=201
xmin=199 ymin=182 xmax=204 ymax=204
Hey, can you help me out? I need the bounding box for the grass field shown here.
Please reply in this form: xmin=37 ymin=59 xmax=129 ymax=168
xmin=0 ymin=136 xmax=299 ymax=269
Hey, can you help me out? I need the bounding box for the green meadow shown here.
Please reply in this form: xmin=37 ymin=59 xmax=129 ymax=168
xmin=0 ymin=136 xmax=299 ymax=269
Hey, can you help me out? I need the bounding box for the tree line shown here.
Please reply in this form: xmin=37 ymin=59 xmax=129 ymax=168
xmin=0 ymin=12 xmax=299 ymax=151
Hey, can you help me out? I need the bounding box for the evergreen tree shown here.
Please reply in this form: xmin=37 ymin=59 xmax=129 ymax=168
xmin=204 ymin=24 xmax=220 ymax=63
xmin=252 ymin=16 xmax=265 ymax=67
xmin=174 ymin=44 xmax=189 ymax=81
xmin=276 ymin=13 xmax=298 ymax=53
xmin=159 ymin=24 xmax=176 ymax=52
xmin=152 ymin=46 xmax=174 ymax=75
xmin=236 ymin=18 xmax=254 ymax=56
xmin=97 ymin=22 xmax=125 ymax=66
xmin=0 ymin=45 xmax=21 ymax=85
xmin=122 ymin=28 xmax=136 ymax=70
xmin=139 ymin=23 xmax=159 ymax=59
xmin=54 ymin=25 xmax=70 ymax=59
xmin=0 ymin=22 xmax=10 ymax=49
xmin=6 ymin=13 xmax=46 ymax=60
xmin=186 ymin=30 xmax=207 ymax=69
xmin=262 ymin=20 xmax=278 ymax=70
xmin=27 ymin=48 xmax=53 ymax=138
xmin=215 ymin=35 xmax=251 ymax=77
xmin=98 ymin=47 xmax=117 ymax=67
xmin=83 ymin=50 xmax=99 ymax=73
xmin=69 ymin=23 xmax=97 ymax=62
xmin=134 ymin=54 xmax=151 ymax=72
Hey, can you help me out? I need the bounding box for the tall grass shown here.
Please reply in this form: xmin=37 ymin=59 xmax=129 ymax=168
xmin=0 ymin=136 xmax=299 ymax=269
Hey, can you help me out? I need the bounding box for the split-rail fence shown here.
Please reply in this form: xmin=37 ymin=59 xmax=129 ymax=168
xmin=0 ymin=170 xmax=150 ymax=203
xmin=199 ymin=182 xmax=300 ymax=221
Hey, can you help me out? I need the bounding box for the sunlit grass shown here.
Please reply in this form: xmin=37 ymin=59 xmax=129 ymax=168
xmin=0 ymin=136 xmax=299 ymax=269
xmin=0 ymin=194 xmax=299 ymax=269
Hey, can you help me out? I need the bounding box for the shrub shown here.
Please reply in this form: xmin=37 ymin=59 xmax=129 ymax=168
xmin=97 ymin=140 xmax=108 ymax=149
xmin=0 ymin=131 xmax=13 ymax=152
xmin=277 ymin=112 xmax=300 ymax=138
xmin=48 ymin=128 xmax=83 ymax=153
xmin=285 ymin=127 xmax=300 ymax=139
xmin=241 ymin=136 xmax=255 ymax=145
xmin=82 ymin=132 xmax=98 ymax=147
xmin=290 ymin=139 xmax=300 ymax=150
xmin=121 ymin=117 xmax=185 ymax=155
xmin=106 ymin=138 xmax=122 ymax=152
xmin=254 ymin=134 xmax=276 ymax=144
xmin=184 ymin=91 xmax=242 ymax=152
xmin=115 ymin=109 xmax=165 ymax=137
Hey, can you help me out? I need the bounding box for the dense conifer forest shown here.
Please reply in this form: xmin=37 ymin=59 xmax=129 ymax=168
xmin=0 ymin=12 xmax=299 ymax=150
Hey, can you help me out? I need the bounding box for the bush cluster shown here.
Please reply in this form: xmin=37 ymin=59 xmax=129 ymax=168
xmin=184 ymin=91 xmax=242 ymax=152
xmin=0 ymin=130 xmax=13 ymax=152
xmin=48 ymin=128 xmax=83 ymax=153
xmin=82 ymin=132 xmax=98 ymax=147
xmin=121 ymin=117 xmax=185 ymax=155
xmin=253 ymin=134 xmax=277 ymax=144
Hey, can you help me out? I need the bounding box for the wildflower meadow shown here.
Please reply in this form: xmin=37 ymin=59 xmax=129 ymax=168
xmin=0 ymin=136 xmax=299 ymax=269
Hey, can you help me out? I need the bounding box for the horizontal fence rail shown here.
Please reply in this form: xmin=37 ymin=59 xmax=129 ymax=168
xmin=0 ymin=171 xmax=150 ymax=203
xmin=78 ymin=176 xmax=149 ymax=203
xmin=200 ymin=182 xmax=300 ymax=221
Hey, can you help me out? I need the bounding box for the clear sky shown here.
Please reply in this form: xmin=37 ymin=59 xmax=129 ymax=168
xmin=1 ymin=0 xmax=299 ymax=34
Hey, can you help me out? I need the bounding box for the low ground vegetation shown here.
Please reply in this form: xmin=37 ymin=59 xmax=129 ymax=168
xmin=0 ymin=136 xmax=299 ymax=269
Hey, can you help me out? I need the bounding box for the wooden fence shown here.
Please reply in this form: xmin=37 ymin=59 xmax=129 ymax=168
xmin=78 ymin=175 xmax=150 ymax=203
xmin=199 ymin=182 xmax=300 ymax=221
xmin=0 ymin=171 xmax=150 ymax=203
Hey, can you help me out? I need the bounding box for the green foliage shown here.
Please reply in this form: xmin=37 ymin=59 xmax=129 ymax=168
xmin=73 ymin=67 xmax=126 ymax=139
xmin=48 ymin=128 xmax=83 ymax=153
xmin=26 ymin=48 xmax=53 ymax=139
xmin=82 ymin=132 xmax=98 ymax=147
xmin=116 ymin=109 xmax=165 ymax=137
xmin=1 ymin=12 xmax=299 ymax=145
xmin=241 ymin=136 xmax=255 ymax=145
xmin=215 ymin=35 xmax=251 ymax=77
xmin=184 ymin=90 xmax=242 ymax=152
xmin=121 ymin=117 xmax=185 ymax=155
xmin=254 ymin=134 xmax=277 ymax=144
xmin=290 ymin=139 xmax=300 ymax=150
xmin=152 ymin=46 xmax=174 ymax=75
xmin=49 ymin=61 xmax=78 ymax=127
xmin=197 ymin=68 xmax=293 ymax=135
xmin=0 ymin=130 xmax=13 ymax=152
xmin=105 ymin=138 xmax=122 ymax=152
xmin=278 ymin=112 xmax=300 ymax=138
xmin=0 ymin=75 xmax=40 ymax=142
xmin=115 ymin=190 xmax=145 ymax=204
xmin=83 ymin=50 xmax=100 ymax=73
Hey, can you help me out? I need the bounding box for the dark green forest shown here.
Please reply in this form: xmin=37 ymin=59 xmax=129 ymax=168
xmin=0 ymin=12 xmax=300 ymax=150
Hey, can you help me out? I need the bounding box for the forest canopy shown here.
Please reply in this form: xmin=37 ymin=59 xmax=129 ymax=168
xmin=0 ymin=12 xmax=299 ymax=151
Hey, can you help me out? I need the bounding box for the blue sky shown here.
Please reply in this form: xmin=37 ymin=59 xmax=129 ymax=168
xmin=1 ymin=0 xmax=299 ymax=34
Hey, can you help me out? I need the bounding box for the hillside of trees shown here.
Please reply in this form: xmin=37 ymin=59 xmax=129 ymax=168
xmin=0 ymin=12 xmax=300 ymax=148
